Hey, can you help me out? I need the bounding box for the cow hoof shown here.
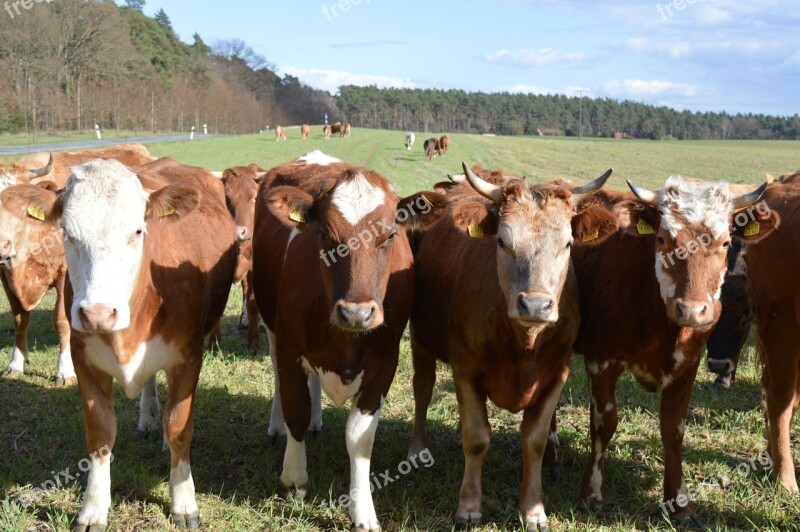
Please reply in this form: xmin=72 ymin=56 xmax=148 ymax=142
xmin=524 ymin=520 xmax=550 ymax=532
xmin=454 ymin=512 xmax=481 ymax=529
xmin=307 ymin=428 xmax=321 ymax=440
xmin=55 ymin=376 xmax=77 ymax=386
xmin=1 ymin=369 xmax=23 ymax=379
xmin=172 ymin=511 xmax=201 ymax=529
xmin=351 ymin=524 xmax=381 ymax=532
xmin=670 ymin=513 xmax=702 ymax=530
xmin=267 ymin=433 xmax=287 ymax=447
xmin=281 ymin=483 xmax=308 ymax=501
xmin=72 ymin=526 xmax=106 ymax=532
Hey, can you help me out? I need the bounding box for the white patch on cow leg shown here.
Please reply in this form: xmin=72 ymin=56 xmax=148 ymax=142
xmin=346 ymin=401 xmax=382 ymax=530
xmin=169 ymin=459 xmax=198 ymax=519
xmin=655 ymin=256 xmax=677 ymax=303
xmin=76 ymin=452 xmax=112 ymax=528
xmin=266 ymin=329 xmax=286 ymax=437
xmin=330 ymin=173 xmax=386 ymax=226
xmin=280 ymin=425 xmax=308 ymax=491
xmin=6 ymin=346 xmax=26 ymax=373
xmin=55 ymin=344 xmax=75 ymax=382
xmin=137 ymin=375 xmax=161 ymax=433
xmin=589 ymin=436 xmax=604 ymax=501
xmin=308 ymin=373 xmax=323 ymax=433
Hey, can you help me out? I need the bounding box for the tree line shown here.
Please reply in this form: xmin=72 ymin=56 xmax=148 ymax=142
xmin=335 ymin=86 xmax=800 ymax=140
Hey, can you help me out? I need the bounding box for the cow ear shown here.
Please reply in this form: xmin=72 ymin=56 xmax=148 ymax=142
xmin=396 ymin=191 xmax=448 ymax=230
xmin=146 ymin=184 xmax=201 ymax=222
xmin=572 ymin=206 xmax=619 ymax=246
xmin=731 ymin=206 xmax=780 ymax=243
xmin=449 ymin=201 xmax=499 ymax=238
xmin=613 ymin=200 xmax=660 ymax=237
xmin=265 ymin=185 xmax=316 ymax=231
xmin=0 ymin=184 xmax=62 ymax=225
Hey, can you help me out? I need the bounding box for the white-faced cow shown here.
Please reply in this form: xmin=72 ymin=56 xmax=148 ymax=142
xmin=408 ymin=163 xmax=616 ymax=530
xmin=0 ymin=159 xmax=238 ymax=530
xmin=571 ymin=177 xmax=773 ymax=526
xmin=251 ymin=150 xmax=445 ymax=531
xmin=405 ymin=132 xmax=416 ymax=151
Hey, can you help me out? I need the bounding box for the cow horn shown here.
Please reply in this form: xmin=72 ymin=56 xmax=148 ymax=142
xmin=463 ymin=162 xmax=502 ymax=203
xmin=732 ymin=181 xmax=767 ymax=210
xmin=627 ymin=180 xmax=658 ymax=206
xmin=572 ymin=168 xmax=613 ymax=203
xmin=448 ymin=173 xmax=465 ymax=184
xmin=28 ymin=152 xmax=53 ymax=178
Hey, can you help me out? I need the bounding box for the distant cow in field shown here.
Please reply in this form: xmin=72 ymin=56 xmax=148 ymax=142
xmin=424 ymin=138 xmax=441 ymax=160
xmin=252 ymin=150 xmax=446 ymax=531
xmin=330 ymin=122 xmax=343 ymax=137
xmin=343 ymin=123 xmax=352 ymax=137
xmin=439 ymin=135 xmax=451 ymax=154
xmin=405 ymin=132 xmax=416 ymax=150
xmin=0 ymin=158 xmax=238 ymax=529
xmin=571 ymin=177 xmax=772 ymax=527
xmin=409 ymin=163 xmax=615 ymax=529
xmin=276 ymin=126 xmax=287 ymax=141
xmin=301 ymin=124 xmax=311 ymax=140
xmin=323 ymin=124 xmax=333 ymax=139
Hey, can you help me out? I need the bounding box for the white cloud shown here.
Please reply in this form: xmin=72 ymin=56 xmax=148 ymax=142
xmin=602 ymin=79 xmax=714 ymax=99
xmin=483 ymin=48 xmax=587 ymax=69
xmin=277 ymin=67 xmax=420 ymax=93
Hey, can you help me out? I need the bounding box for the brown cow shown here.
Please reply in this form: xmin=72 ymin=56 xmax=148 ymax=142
xmin=221 ymin=164 xmax=265 ymax=353
xmin=323 ymin=124 xmax=333 ymax=139
xmin=571 ymin=177 xmax=773 ymax=526
xmin=301 ymin=124 xmax=311 ymax=140
xmin=408 ymin=163 xmax=616 ymax=530
xmin=251 ymin=150 xmax=445 ymax=531
xmin=0 ymin=158 xmax=238 ymax=529
xmin=276 ymin=126 xmax=287 ymax=141
xmin=343 ymin=122 xmax=352 ymax=137
xmin=739 ymin=170 xmax=800 ymax=494
xmin=0 ymin=145 xmax=156 ymax=384
xmin=424 ymin=138 xmax=441 ymax=161
xmin=439 ymin=134 xmax=451 ymax=154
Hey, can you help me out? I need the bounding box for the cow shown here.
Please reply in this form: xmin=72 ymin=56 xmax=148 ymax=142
xmin=439 ymin=134 xmax=451 ymax=154
xmin=323 ymin=124 xmax=333 ymax=140
xmin=570 ymin=177 xmax=773 ymax=526
xmin=251 ymin=150 xmax=446 ymax=531
xmin=0 ymin=155 xmax=53 ymax=191
xmin=408 ymin=163 xmax=616 ymax=530
xmin=738 ymin=169 xmax=800 ymax=494
xmin=0 ymin=158 xmax=238 ymax=529
xmin=276 ymin=126 xmax=287 ymax=142
xmin=424 ymin=138 xmax=441 ymax=161
xmin=221 ymin=164 xmax=266 ymax=353
xmin=0 ymin=145 xmax=156 ymax=383
xmin=343 ymin=122 xmax=352 ymax=137
xmin=405 ymin=132 xmax=416 ymax=151
xmin=330 ymin=122 xmax=344 ymax=137
xmin=301 ymin=124 xmax=311 ymax=140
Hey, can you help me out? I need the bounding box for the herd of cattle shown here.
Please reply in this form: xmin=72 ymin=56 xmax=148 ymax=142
xmin=0 ymin=143 xmax=798 ymax=531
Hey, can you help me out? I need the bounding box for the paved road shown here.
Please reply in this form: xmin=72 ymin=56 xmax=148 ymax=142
xmin=0 ymin=134 xmax=229 ymax=155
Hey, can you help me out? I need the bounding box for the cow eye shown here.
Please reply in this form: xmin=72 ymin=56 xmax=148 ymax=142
xmin=657 ymin=236 xmax=665 ymax=245
xmin=497 ymin=238 xmax=505 ymax=249
xmin=566 ymin=240 xmax=573 ymax=250
xmin=318 ymin=229 xmax=329 ymax=242
xmin=722 ymin=241 xmax=731 ymax=248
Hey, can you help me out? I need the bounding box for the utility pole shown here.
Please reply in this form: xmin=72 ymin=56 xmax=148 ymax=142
xmin=576 ymin=89 xmax=588 ymax=139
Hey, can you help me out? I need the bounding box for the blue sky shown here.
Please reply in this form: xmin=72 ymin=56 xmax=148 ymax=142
xmin=144 ymin=1 xmax=800 ymax=116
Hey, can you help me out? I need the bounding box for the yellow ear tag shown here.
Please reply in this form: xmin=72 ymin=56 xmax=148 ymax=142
xmin=160 ymin=205 xmax=176 ymax=218
xmin=27 ymin=204 xmax=45 ymax=221
xmin=637 ymin=219 xmax=655 ymax=235
xmin=467 ymin=223 xmax=484 ymax=238
xmin=582 ymin=228 xmax=599 ymax=243
xmin=289 ymin=210 xmax=306 ymax=224
xmin=744 ymin=220 xmax=760 ymax=237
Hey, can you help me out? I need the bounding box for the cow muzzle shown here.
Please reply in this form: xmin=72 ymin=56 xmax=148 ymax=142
xmin=236 ymin=226 xmax=252 ymax=242
xmin=77 ymin=302 xmax=120 ymax=333
xmin=333 ymin=300 xmax=383 ymax=332
xmin=671 ymin=299 xmax=714 ymax=328
xmin=514 ymin=292 xmax=558 ymax=324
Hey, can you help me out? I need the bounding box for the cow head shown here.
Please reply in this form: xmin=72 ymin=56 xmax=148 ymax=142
xmin=0 ymin=159 xmax=201 ymax=334
xmin=265 ymin=165 xmax=446 ymax=332
xmin=222 ymin=164 xmax=264 ymax=242
xmin=0 ymin=153 xmax=53 ymax=192
xmin=617 ymin=177 xmax=777 ymax=328
xmin=449 ymin=163 xmax=618 ymax=328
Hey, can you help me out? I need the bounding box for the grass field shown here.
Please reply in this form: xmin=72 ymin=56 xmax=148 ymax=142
xmin=0 ymin=131 xmax=179 ymax=148
xmin=1 ymin=130 xmax=799 ymax=531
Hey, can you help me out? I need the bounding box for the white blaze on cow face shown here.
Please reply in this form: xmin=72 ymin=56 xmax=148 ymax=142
xmin=60 ymin=160 xmax=149 ymax=333
xmin=331 ymin=172 xmax=386 ymax=226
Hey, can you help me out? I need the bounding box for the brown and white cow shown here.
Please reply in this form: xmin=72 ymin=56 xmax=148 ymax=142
xmin=343 ymin=122 xmax=352 ymax=137
xmin=424 ymin=138 xmax=441 ymax=161
xmin=0 ymin=145 xmax=156 ymax=383
xmin=439 ymin=134 xmax=451 ymax=154
xmin=571 ymin=176 xmax=773 ymax=526
xmin=408 ymin=163 xmax=616 ymax=530
xmin=0 ymin=155 xmax=53 ymax=190
xmin=251 ymin=150 xmax=445 ymax=531
xmin=323 ymin=124 xmax=333 ymax=140
xmin=276 ymin=126 xmax=287 ymax=142
xmin=301 ymin=124 xmax=311 ymax=140
xmin=0 ymin=159 xmax=238 ymax=529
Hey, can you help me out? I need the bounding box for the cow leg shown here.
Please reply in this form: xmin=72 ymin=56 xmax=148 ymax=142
xmin=137 ymin=375 xmax=161 ymax=434
xmin=53 ymin=272 xmax=75 ymax=386
xmin=408 ymin=336 xmax=437 ymax=460
xmin=454 ymin=376 xmax=491 ymax=528
xmin=308 ymin=373 xmax=323 ymax=434
xmin=346 ymin=398 xmax=382 ymax=532
xmin=242 ymin=272 xmax=260 ymax=354
xmin=520 ymin=365 xmax=569 ymax=531
xmin=658 ymin=365 xmax=701 ymax=526
xmin=164 ymin=356 xmax=203 ymax=528
xmin=580 ymin=361 xmax=623 ymax=510
xmin=761 ymin=329 xmax=800 ymax=493
xmin=206 ymin=320 xmax=222 ymax=353
xmin=266 ymin=329 xmax=287 ymax=439
xmin=542 ymin=412 xmax=560 ymax=480
xmin=1 ymin=278 xmax=29 ymax=378
xmin=74 ymin=362 xmax=116 ymax=531
xmin=278 ymin=343 xmax=311 ymax=497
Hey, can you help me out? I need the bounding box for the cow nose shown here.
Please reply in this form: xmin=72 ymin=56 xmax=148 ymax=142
xmin=335 ymin=301 xmax=381 ymax=331
xmin=675 ymin=300 xmax=712 ymax=327
xmin=79 ymin=303 xmax=119 ymax=333
xmin=0 ymin=238 xmax=14 ymax=260
xmin=517 ymin=294 xmax=555 ymax=321
xmin=236 ymin=226 xmax=252 ymax=242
